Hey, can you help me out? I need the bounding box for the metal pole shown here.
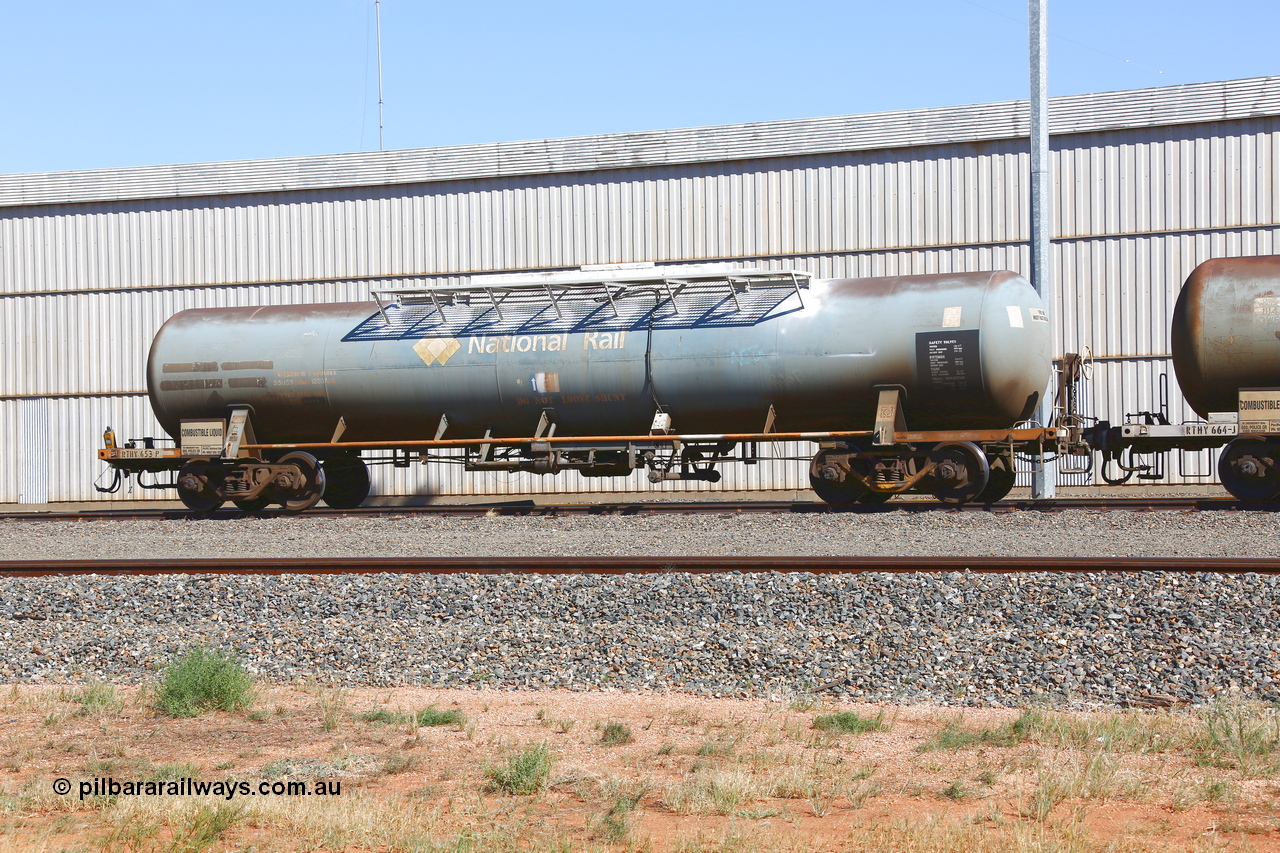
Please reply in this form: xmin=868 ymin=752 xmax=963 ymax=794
xmin=1029 ymin=0 xmax=1056 ymax=499
xmin=376 ymin=0 xmax=385 ymax=151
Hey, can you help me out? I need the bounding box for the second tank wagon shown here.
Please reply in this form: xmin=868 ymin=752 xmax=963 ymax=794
xmin=1171 ymin=256 xmax=1280 ymax=500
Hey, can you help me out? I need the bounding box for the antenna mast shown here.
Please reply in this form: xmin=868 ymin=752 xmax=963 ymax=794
xmin=376 ymin=0 xmax=385 ymax=151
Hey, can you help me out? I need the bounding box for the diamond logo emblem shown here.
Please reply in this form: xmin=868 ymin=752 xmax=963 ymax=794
xmin=413 ymin=337 xmax=461 ymax=366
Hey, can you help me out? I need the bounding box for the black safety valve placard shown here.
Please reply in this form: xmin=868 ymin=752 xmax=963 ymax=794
xmin=915 ymin=330 xmax=982 ymax=394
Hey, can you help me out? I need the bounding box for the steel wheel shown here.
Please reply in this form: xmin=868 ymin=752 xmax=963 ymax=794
xmin=176 ymin=459 xmax=224 ymax=512
xmin=278 ymin=451 xmax=327 ymax=512
xmin=321 ymin=456 xmax=371 ymax=509
xmin=808 ymin=448 xmax=860 ymax=505
xmin=808 ymin=468 xmax=861 ymax=505
xmin=975 ymin=453 xmax=1017 ymax=503
xmin=927 ymin=441 xmax=990 ymax=505
xmin=1218 ymin=438 xmax=1280 ymax=501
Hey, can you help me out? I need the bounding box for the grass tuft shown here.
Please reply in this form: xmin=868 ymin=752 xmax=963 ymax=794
xmin=1199 ymin=699 xmax=1280 ymax=776
xmin=484 ymin=743 xmax=554 ymax=795
xmin=360 ymin=708 xmax=407 ymax=725
xmin=154 ymin=646 xmax=255 ymax=718
xmin=74 ymin=682 xmax=123 ymax=716
xmin=358 ymin=706 xmax=464 ymax=727
xmin=415 ymin=706 xmax=466 ymax=728
xmin=664 ymin=767 xmax=758 ymax=816
xmin=600 ymin=721 xmax=634 ymax=746
xmin=813 ymin=710 xmax=887 ymax=735
xmin=1026 ymin=770 xmax=1069 ymax=821
xmin=148 ymin=761 xmax=202 ymax=782
xmin=919 ymin=710 xmax=1039 ymax=752
xmin=379 ymin=754 xmax=418 ymax=776
xmin=317 ymin=686 xmax=346 ymax=732
xmin=101 ymin=801 xmax=242 ymax=853
xmin=592 ymin=781 xmax=648 ymax=843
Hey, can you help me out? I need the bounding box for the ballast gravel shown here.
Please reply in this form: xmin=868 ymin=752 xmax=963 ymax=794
xmin=0 ymin=509 xmax=1277 ymax=708
xmin=0 ymin=508 xmax=1277 ymax=560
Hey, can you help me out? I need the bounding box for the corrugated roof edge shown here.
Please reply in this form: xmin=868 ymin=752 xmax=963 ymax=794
xmin=2 ymin=75 xmax=1277 ymax=209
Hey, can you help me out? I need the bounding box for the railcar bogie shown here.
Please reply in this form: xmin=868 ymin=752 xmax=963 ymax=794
xmin=172 ymin=451 xmax=328 ymax=512
xmin=808 ymin=438 xmax=1028 ymax=505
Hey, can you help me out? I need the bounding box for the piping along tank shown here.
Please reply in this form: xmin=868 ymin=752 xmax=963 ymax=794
xmin=147 ymin=269 xmax=1053 ymax=448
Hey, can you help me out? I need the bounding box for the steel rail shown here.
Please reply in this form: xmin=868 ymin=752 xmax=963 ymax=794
xmin=1 ymin=556 xmax=1277 ymax=577
xmin=0 ymin=496 xmax=1273 ymax=524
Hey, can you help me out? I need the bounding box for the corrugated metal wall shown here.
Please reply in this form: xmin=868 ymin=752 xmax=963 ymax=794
xmin=18 ymin=398 xmax=49 ymax=504
xmin=1 ymin=111 xmax=1277 ymax=502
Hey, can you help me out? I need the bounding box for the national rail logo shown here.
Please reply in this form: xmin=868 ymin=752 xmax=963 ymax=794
xmin=413 ymin=337 xmax=462 ymax=366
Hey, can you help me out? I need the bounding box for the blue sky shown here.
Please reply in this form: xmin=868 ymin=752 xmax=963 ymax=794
xmin=1 ymin=0 xmax=1276 ymax=175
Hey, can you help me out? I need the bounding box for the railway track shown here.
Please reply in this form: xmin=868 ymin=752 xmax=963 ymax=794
xmin=0 ymin=495 xmax=1273 ymax=523
xmin=2 ymin=555 xmax=1277 ymax=576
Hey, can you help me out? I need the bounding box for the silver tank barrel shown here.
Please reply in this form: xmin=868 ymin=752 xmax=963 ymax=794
xmin=1172 ymin=255 xmax=1280 ymax=417
xmin=147 ymin=270 xmax=1052 ymax=444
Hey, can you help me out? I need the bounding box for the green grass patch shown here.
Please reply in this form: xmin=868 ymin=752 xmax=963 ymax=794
xmin=73 ymin=682 xmax=123 ymax=716
xmin=358 ymin=706 xmax=464 ymax=727
xmin=600 ymin=721 xmax=634 ymax=746
xmin=485 ymin=743 xmax=554 ymax=795
xmin=919 ymin=710 xmax=1040 ymax=752
xmin=154 ymin=646 xmax=255 ymax=718
xmin=416 ymin=706 xmax=466 ymax=727
xmin=813 ymin=710 xmax=887 ymax=735
xmin=360 ymin=708 xmax=408 ymax=725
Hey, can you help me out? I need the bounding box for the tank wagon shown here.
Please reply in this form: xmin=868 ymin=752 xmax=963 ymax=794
xmin=99 ymin=264 xmax=1066 ymax=510
xmin=1170 ymin=256 xmax=1280 ymax=500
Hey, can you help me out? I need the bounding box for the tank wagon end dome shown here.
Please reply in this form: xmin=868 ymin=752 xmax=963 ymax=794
xmin=804 ymin=269 xmax=1050 ymax=430
xmin=977 ymin=270 xmax=1053 ymax=425
xmin=147 ymin=302 xmax=374 ymax=440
